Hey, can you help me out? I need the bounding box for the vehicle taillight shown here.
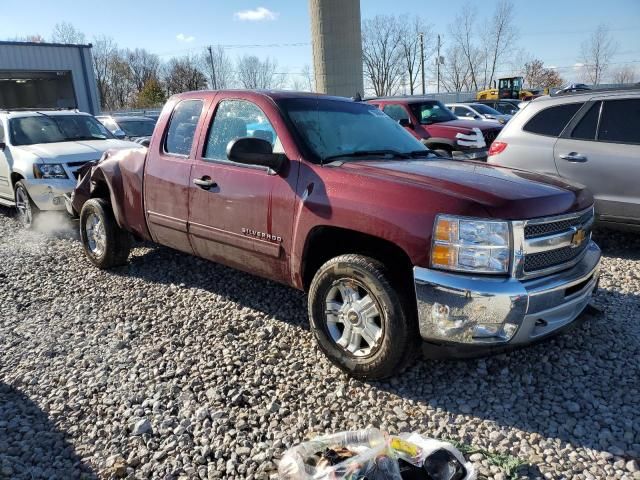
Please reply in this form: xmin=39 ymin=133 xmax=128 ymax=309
xmin=488 ymin=141 xmax=507 ymax=156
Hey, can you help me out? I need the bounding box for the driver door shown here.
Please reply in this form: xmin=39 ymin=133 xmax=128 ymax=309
xmin=187 ymin=94 xmax=298 ymax=284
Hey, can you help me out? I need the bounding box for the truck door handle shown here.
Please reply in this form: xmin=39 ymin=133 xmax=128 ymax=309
xmin=559 ymin=152 xmax=587 ymax=163
xmin=193 ymin=177 xmax=217 ymax=190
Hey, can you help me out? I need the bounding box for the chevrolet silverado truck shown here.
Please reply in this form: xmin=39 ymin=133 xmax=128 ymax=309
xmin=367 ymin=97 xmax=503 ymax=161
xmin=70 ymin=90 xmax=601 ymax=379
xmin=0 ymin=110 xmax=139 ymax=228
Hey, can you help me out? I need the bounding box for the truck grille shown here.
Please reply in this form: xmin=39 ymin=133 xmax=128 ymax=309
xmin=520 ymin=207 xmax=594 ymax=276
xmin=524 ymin=209 xmax=594 ymax=239
xmin=524 ymin=243 xmax=589 ymax=271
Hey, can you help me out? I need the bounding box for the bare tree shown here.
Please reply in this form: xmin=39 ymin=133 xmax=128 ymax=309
xmin=480 ymin=0 xmax=517 ymax=89
xmin=580 ymin=24 xmax=617 ymax=85
xmin=398 ymin=16 xmax=434 ymax=95
xmin=523 ymin=59 xmax=564 ymax=88
xmin=362 ymin=15 xmax=404 ymax=96
xmin=92 ymin=36 xmax=118 ymax=109
xmin=127 ymin=49 xmax=161 ymax=94
xmin=301 ymin=64 xmax=314 ymax=91
xmin=612 ymin=64 xmax=637 ymax=84
xmin=106 ymin=52 xmax=135 ymax=109
xmin=236 ymin=55 xmax=280 ymax=89
xmin=449 ymin=4 xmax=483 ymax=90
xmin=164 ymin=56 xmax=208 ymax=95
xmin=8 ymin=34 xmax=46 ymax=42
xmin=202 ymin=46 xmax=235 ymax=89
xmin=51 ymin=22 xmax=86 ymax=44
xmin=440 ymin=44 xmax=472 ymax=92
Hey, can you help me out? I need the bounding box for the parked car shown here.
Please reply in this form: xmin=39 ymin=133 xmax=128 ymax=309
xmin=367 ymin=97 xmax=502 ymax=161
xmin=487 ymin=88 xmax=640 ymax=231
xmin=0 ymin=110 xmax=140 ymax=228
xmin=96 ymin=115 xmax=157 ymax=142
xmin=469 ymin=99 xmax=522 ymax=115
xmin=70 ymin=90 xmax=600 ymax=379
xmin=447 ymin=103 xmax=513 ymax=124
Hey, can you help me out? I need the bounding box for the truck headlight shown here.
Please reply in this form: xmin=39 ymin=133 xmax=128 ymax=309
xmin=33 ymin=164 xmax=68 ymax=179
xmin=431 ymin=215 xmax=510 ymax=274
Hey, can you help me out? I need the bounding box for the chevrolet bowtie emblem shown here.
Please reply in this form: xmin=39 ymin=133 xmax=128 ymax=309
xmin=571 ymin=227 xmax=587 ymax=248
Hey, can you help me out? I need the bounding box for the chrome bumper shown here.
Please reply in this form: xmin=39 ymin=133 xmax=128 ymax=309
xmin=414 ymin=240 xmax=601 ymax=346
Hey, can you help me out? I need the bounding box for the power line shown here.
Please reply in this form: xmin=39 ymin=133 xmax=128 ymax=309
xmin=156 ymin=41 xmax=310 ymax=57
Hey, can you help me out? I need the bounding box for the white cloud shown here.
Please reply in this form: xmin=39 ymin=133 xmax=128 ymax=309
xmin=176 ymin=33 xmax=195 ymax=43
xmin=234 ymin=7 xmax=279 ymax=21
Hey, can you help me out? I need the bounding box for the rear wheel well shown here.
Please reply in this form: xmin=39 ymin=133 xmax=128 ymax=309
xmin=301 ymin=226 xmax=414 ymax=293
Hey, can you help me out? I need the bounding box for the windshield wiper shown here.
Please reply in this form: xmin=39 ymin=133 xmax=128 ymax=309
xmin=323 ymin=149 xmax=410 ymax=163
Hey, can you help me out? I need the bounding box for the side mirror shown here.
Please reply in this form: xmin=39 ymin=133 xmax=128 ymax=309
xmin=398 ymin=118 xmax=413 ymax=129
xmin=113 ymin=129 xmax=126 ymax=139
xmin=226 ymin=137 xmax=286 ymax=173
xmin=139 ymin=138 xmax=151 ymax=147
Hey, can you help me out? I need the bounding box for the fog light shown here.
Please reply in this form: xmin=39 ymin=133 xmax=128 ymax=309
xmin=502 ymin=323 xmax=518 ymax=340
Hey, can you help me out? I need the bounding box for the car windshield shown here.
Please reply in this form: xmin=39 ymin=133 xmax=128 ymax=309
xmin=408 ymin=101 xmax=458 ymax=124
xmin=118 ymin=119 xmax=156 ymax=137
xmin=9 ymin=114 xmax=113 ymax=146
xmin=278 ymin=97 xmax=430 ymax=163
xmin=470 ymin=104 xmax=502 ymax=115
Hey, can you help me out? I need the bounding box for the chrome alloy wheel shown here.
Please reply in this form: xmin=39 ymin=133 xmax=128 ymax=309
xmin=15 ymin=186 xmax=32 ymax=227
xmin=85 ymin=212 xmax=106 ymax=257
xmin=324 ymin=279 xmax=384 ymax=357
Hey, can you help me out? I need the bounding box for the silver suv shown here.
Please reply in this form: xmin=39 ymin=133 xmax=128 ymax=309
xmin=488 ymin=87 xmax=640 ymax=231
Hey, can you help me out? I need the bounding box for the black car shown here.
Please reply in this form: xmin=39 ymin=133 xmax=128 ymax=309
xmin=466 ymin=99 xmax=522 ymax=116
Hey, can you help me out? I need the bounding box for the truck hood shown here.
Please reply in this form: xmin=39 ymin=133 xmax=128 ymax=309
xmin=13 ymin=139 xmax=140 ymax=163
xmin=340 ymin=159 xmax=593 ymax=220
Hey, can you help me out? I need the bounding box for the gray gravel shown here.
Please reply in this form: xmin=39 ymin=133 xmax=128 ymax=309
xmin=0 ymin=207 xmax=638 ymax=480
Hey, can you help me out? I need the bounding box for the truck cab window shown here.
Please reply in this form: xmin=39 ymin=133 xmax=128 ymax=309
xmin=164 ymin=100 xmax=204 ymax=156
xmin=204 ymin=100 xmax=277 ymax=161
xmin=382 ymin=104 xmax=409 ymax=122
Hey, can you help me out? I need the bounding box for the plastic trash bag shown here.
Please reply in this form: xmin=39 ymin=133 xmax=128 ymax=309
xmin=278 ymin=429 xmax=475 ymax=480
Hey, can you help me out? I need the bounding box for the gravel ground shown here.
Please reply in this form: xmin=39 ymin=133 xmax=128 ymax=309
xmin=0 ymin=207 xmax=638 ymax=480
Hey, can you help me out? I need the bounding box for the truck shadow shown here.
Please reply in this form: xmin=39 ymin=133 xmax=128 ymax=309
xmin=0 ymin=382 xmax=97 ymax=479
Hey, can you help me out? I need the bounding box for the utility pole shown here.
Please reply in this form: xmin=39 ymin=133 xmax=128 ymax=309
xmin=207 ymin=45 xmax=217 ymax=90
xmin=436 ymin=34 xmax=441 ymax=93
xmin=419 ymin=33 xmax=425 ymax=95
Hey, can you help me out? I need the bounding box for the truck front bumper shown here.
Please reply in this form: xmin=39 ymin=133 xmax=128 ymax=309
xmin=414 ymin=240 xmax=601 ymax=349
xmin=22 ymin=178 xmax=77 ymax=211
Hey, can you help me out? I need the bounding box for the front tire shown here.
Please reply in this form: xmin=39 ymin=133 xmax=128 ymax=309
xmin=79 ymin=199 xmax=131 ymax=269
xmin=308 ymin=254 xmax=417 ymax=380
xmin=14 ymin=181 xmax=38 ymax=229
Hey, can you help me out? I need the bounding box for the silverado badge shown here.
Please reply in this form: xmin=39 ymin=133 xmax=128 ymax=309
xmin=571 ymin=228 xmax=587 ymax=248
xmin=242 ymin=228 xmax=282 ymax=243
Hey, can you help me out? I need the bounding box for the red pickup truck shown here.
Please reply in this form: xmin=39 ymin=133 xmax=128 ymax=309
xmin=71 ymin=90 xmax=601 ymax=379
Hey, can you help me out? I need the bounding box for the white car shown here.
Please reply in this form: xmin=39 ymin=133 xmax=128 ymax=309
xmin=446 ymin=103 xmax=513 ymax=125
xmin=0 ymin=110 xmax=140 ymax=228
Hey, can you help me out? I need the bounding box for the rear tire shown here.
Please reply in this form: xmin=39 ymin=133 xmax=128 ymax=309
xmin=14 ymin=181 xmax=38 ymax=229
xmin=79 ymin=198 xmax=131 ymax=269
xmin=308 ymin=254 xmax=418 ymax=380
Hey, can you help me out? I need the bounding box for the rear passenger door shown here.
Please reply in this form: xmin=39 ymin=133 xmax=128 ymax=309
xmin=144 ymin=98 xmax=206 ymax=253
xmin=0 ymin=120 xmax=12 ymax=201
xmin=555 ymin=98 xmax=640 ymax=224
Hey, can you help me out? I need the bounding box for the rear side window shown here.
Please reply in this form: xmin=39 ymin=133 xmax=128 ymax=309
xmin=164 ymin=100 xmax=204 ymax=156
xmin=382 ymin=104 xmax=409 ymax=122
xmin=598 ymin=99 xmax=640 ymax=145
xmin=571 ymin=102 xmax=601 ymax=141
xmin=523 ymin=103 xmax=583 ymax=137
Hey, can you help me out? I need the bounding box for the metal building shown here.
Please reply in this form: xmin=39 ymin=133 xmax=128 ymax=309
xmin=309 ymin=0 xmax=364 ymax=98
xmin=0 ymin=41 xmax=100 ymax=114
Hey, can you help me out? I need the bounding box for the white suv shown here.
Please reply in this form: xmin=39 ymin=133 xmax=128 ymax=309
xmin=0 ymin=110 xmax=139 ymax=227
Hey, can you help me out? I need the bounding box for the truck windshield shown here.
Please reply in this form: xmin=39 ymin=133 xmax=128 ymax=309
xmin=409 ymin=101 xmax=458 ymax=124
xmin=9 ymin=114 xmax=114 ymax=146
xmin=118 ymin=119 xmax=156 ymax=137
xmin=277 ymin=97 xmax=429 ymax=163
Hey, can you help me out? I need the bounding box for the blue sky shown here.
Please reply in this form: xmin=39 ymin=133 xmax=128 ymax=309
xmin=2 ymin=0 xmax=639 ymax=85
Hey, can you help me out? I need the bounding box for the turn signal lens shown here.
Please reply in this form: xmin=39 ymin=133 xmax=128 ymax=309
xmin=434 ymin=218 xmax=458 ymax=242
xmin=431 ymin=244 xmax=456 ymax=268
